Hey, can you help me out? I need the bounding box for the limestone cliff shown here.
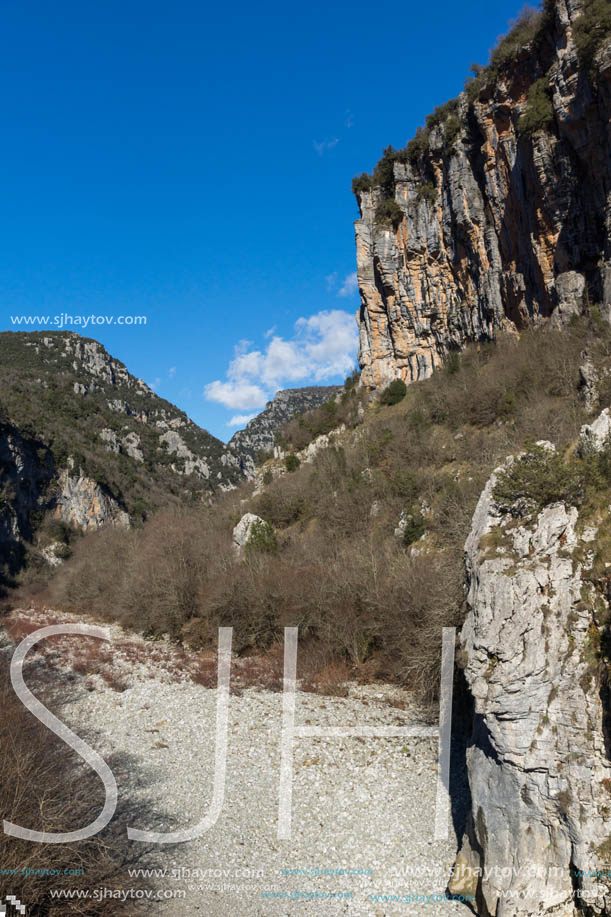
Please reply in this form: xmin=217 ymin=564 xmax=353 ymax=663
xmin=54 ymin=466 xmax=129 ymax=532
xmin=452 ymin=422 xmax=611 ymax=915
xmin=0 ymin=419 xmax=132 ymax=576
xmin=354 ymin=0 xmax=610 ymax=390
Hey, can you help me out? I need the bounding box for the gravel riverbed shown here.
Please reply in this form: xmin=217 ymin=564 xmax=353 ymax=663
xmin=59 ymin=677 xmax=470 ymax=916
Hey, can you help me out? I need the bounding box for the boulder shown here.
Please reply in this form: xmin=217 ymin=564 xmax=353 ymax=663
xmin=232 ymin=513 xmax=266 ymax=553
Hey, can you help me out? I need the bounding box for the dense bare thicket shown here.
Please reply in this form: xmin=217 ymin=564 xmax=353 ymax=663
xmin=49 ymin=318 xmax=609 ymax=705
xmin=0 ymin=660 xmax=147 ymax=913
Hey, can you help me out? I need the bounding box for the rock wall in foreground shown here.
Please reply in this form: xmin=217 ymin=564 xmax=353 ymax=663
xmin=451 ymin=424 xmax=611 ymax=915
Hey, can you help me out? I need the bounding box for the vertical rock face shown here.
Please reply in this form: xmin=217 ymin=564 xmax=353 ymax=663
xmin=354 ymin=0 xmax=610 ymax=390
xmin=54 ymin=468 xmax=130 ymax=532
xmin=453 ymin=435 xmax=611 ymax=915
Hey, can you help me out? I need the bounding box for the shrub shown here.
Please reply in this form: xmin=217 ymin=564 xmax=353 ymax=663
xmin=463 ymin=6 xmax=548 ymax=105
xmin=596 ymin=436 xmax=611 ymax=483
xmin=372 ymin=146 xmax=400 ymax=192
xmin=400 ymin=98 xmax=460 ymax=164
xmin=54 ymin=542 xmax=72 ymax=559
xmin=405 ymin=126 xmax=430 ymax=164
xmin=425 ymin=98 xmax=459 ymax=130
xmin=246 ymin=518 xmax=278 ymax=554
xmin=402 ymin=512 xmax=426 ymax=546
xmin=375 ymin=197 xmax=403 ymax=228
xmin=344 ymin=369 xmax=360 ymax=390
xmin=445 ymin=351 xmax=461 ymax=375
xmin=443 ymin=115 xmax=462 ymax=154
xmin=284 ymin=453 xmax=301 ymax=472
xmin=131 ymin=497 xmax=148 ymax=519
xmin=0 ymin=661 xmax=147 ymax=912
xmin=464 ymin=65 xmax=488 ymax=104
xmin=489 ymin=6 xmax=544 ymax=70
xmin=389 ymin=469 xmax=420 ymax=500
xmin=255 ymin=448 xmax=273 ymax=465
xmin=36 ymin=516 xmax=75 ymax=546
xmin=518 ymin=77 xmax=554 ymax=135
xmin=573 ymin=0 xmax=611 ymax=72
xmin=352 ymin=172 xmax=373 ymax=195
xmin=416 ymin=182 xmax=437 ymax=204
xmin=380 ymin=379 xmax=407 ymax=406
xmin=492 ymin=443 xmax=584 ymax=515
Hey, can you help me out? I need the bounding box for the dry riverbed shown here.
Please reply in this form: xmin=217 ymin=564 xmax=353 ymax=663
xmin=2 ymin=608 xmax=471 ymax=916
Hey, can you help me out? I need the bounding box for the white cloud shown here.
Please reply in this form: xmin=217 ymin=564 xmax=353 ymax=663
xmin=325 ymin=271 xmax=338 ymax=291
xmin=345 ymin=110 xmax=354 ymax=128
xmin=149 ymin=377 xmax=161 ymax=391
xmin=203 ymin=380 xmax=268 ymax=411
xmin=204 ymin=309 xmax=358 ymax=413
xmin=168 ymin=366 xmax=176 ymax=378
xmin=313 ymin=138 xmax=339 ymax=155
xmin=338 ymin=272 xmax=358 ymax=297
xmin=227 ymin=413 xmax=256 ymax=428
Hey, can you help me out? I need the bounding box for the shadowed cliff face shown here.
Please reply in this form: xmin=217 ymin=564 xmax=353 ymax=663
xmin=0 ymin=422 xmax=129 ymax=584
xmin=0 ymin=423 xmax=54 ymax=576
xmin=354 ymin=0 xmax=610 ymax=390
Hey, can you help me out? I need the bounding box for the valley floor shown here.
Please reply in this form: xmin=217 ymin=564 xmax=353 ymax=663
xmin=57 ymin=674 xmax=469 ymax=915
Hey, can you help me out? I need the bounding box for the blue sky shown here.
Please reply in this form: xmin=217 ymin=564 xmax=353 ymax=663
xmin=1 ymin=0 xmax=527 ymax=441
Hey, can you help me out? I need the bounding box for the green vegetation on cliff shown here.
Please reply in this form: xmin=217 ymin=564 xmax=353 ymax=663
xmin=574 ymin=0 xmax=611 ymax=71
xmin=352 ymin=0 xmax=610 ymax=201
xmin=517 ymin=77 xmax=554 ymax=134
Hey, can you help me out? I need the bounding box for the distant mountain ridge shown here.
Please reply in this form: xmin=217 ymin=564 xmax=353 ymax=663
xmin=229 ymin=385 xmax=342 ymax=473
xmin=0 ymin=331 xmax=243 ymax=523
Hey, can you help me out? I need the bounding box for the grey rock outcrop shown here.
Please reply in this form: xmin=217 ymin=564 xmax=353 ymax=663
xmin=159 ymin=429 xmax=210 ymax=478
xmin=354 ymin=0 xmax=610 ymax=390
xmin=252 ymin=424 xmax=349 ymax=493
xmin=0 ymin=423 xmax=128 ymax=581
xmin=579 ymin=353 xmax=600 ymax=413
xmin=579 ymin=407 xmax=611 ymax=454
xmin=55 ymin=468 xmax=130 ymax=532
xmin=452 ymin=430 xmax=611 ymax=915
xmin=232 ymin=513 xmax=266 ymax=554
